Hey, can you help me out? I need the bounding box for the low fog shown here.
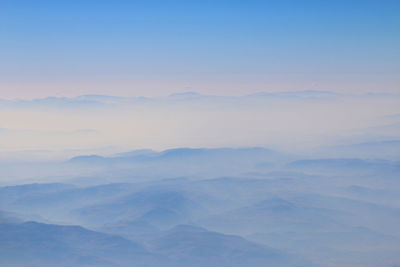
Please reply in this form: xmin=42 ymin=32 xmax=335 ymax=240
xmin=1 ymin=91 xmax=400 ymax=266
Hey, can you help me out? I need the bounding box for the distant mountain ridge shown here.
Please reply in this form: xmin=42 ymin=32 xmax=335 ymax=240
xmin=2 ymin=90 xmax=399 ymax=109
xmin=68 ymin=147 xmax=286 ymax=164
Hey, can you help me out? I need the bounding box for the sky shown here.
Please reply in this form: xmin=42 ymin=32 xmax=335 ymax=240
xmin=0 ymin=1 xmax=400 ymax=158
xmin=1 ymin=0 xmax=399 ymax=99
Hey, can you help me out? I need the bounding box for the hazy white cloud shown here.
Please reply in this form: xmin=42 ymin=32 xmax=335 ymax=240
xmin=0 ymin=91 xmax=399 ymax=160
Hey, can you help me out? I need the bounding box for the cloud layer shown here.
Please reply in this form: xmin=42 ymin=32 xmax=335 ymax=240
xmin=1 ymin=91 xmax=399 ymax=160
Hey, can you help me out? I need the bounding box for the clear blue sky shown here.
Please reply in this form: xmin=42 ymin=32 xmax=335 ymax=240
xmin=1 ymin=0 xmax=399 ymax=98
